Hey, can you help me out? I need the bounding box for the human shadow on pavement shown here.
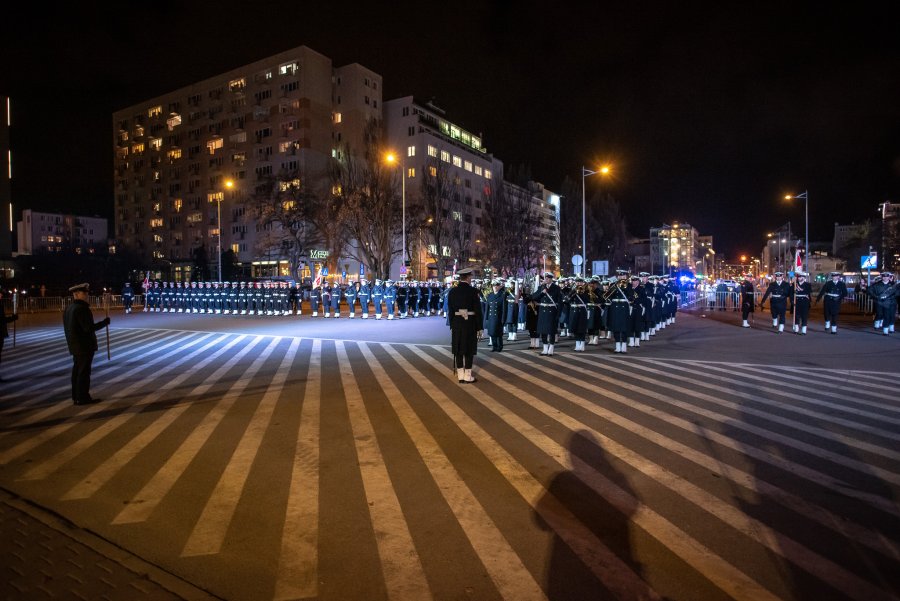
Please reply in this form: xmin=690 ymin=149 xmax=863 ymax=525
xmin=535 ymin=429 xmax=657 ymax=600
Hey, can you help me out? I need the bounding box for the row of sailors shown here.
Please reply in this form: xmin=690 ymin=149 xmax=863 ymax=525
xmin=481 ymin=271 xmax=680 ymax=355
xmin=139 ymin=279 xmax=453 ymax=319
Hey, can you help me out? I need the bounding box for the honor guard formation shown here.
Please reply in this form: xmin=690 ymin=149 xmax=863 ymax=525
xmin=139 ymin=279 xmax=454 ymax=320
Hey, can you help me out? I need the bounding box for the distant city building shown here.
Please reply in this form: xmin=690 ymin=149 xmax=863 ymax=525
xmin=626 ymin=238 xmax=651 ymax=274
xmin=1 ymin=97 xmax=12 ymax=260
xmin=649 ymin=223 xmax=704 ymax=275
xmin=832 ymin=222 xmax=869 ymax=256
xmin=17 ymin=210 xmax=108 ymax=255
xmin=113 ymin=46 xmax=380 ymax=280
xmin=383 ymin=96 xmax=505 ymax=279
xmin=880 ymin=202 xmax=900 ymax=271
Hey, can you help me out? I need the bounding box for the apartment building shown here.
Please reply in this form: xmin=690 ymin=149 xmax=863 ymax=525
xmin=1 ymin=97 xmax=12 ymax=259
xmin=382 ymin=96 xmax=504 ymax=279
xmin=113 ymin=46 xmax=380 ymax=280
xmin=17 ymin=209 xmax=107 ymax=255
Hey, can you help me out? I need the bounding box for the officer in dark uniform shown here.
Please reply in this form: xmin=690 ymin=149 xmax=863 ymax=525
xmin=760 ymin=272 xmax=791 ymax=333
xmin=484 ymin=278 xmax=507 ymax=352
xmin=358 ymin=279 xmax=371 ymax=319
xmin=568 ymin=278 xmax=589 ymax=352
xmin=816 ymin=271 xmax=848 ymax=334
xmin=384 ymin=280 xmax=397 ymax=319
xmin=372 ymin=279 xmax=385 ymax=319
xmin=63 ymin=283 xmax=110 ymax=405
xmin=396 ymin=280 xmax=408 ymax=318
xmin=503 ymin=280 xmax=518 ymax=342
xmin=121 ymin=282 xmax=134 ymax=314
xmin=329 ymin=281 xmax=342 ymax=318
xmin=447 ymin=268 xmax=483 ymax=383
xmin=0 ymin=288 xmax=19 ymax=382
xmin=310 ymin=282 xmax=322 ymax=317
xmin=606 ymin=277 xmax=632 ymax=353
xmin=532 ymin=272 xmax=562 ymax=356
xmin=790 ymin=271 xmax=812 ymax=334
xmin=861 ymin=272 xmax=898 ymax=335
xmin=739 ymin=274 xmax=755 ymax=328
xmin=345 ymin=281 xmax=359 ymax=318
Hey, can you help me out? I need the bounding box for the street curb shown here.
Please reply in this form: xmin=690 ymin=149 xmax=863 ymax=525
xmin=0 ymin=487 xmax=221 ymax=601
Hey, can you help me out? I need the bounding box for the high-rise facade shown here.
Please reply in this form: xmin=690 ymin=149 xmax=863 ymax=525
xmin=1 ymin=97 xmax=12 ymax=259
xmin=16 ymin=210 xmax=107 ymax=255
xmin=113 ymin=46 xmax=380 ymax=280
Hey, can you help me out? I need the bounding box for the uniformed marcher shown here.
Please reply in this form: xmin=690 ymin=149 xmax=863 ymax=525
xmin=759 ymin=272 xmax=791 ymax=333
xmin=121 ymin=282 xmax=134 ymax=314
xmin=329 ymin=281 xmax=342 ymax=317
xmin=568 ymin=278 xmax=590 ymax=351
xmin=447 ymin=268 xmax=483 ymax=383
xmin=503 ymin=280 xmax=518 ymax=341
xmin=358 ymin=279 xmax=371 ymax=319
xmin=310 ymin=283 xmax=322 ymax=317
xmin=606 ymin=275 xmax=632 ymax=353
xmin=63 ymin=283 xmax=110 ymax=405
xmin=790 ymin=272 xmax=812 ymax=334
xmin=532 ymin=272 xmax=562 ymax=356
xmin=626 ymin=275 xmax=646 ymax=348
xmin=484 ymin=279 xmax=507 ymax=352
xmin=861 ymin=272 xmax=898 ymax=335
xmin=384 ymin=280 xmax=397 ymax=319
xmin=397 ymin=281 xmax=408 ymax=318
xmin=0 ymin=288 xmax=19 ymax=382
xmin=345 ymin=281 xmax=359 ymax=318
xmin=739 ymin=274 xmax=755 ymax=328
xmin=815 ymin=271 xmax=848 ymax=333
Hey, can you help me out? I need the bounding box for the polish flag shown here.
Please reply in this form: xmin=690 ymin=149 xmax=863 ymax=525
xmin=313 ymin=267 xmax=322 ymax=288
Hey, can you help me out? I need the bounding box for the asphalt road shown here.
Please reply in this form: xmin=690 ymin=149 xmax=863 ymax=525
xmin=0 ymin=304 xmax=898 ymax=600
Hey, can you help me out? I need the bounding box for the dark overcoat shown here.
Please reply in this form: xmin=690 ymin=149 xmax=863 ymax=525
xmin=448 ymin=282 xmax=483 ymax=356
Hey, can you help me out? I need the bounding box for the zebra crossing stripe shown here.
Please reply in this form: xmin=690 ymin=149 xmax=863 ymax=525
xmin=371 ymin=343 xmax=661 ymax=601
xmin=329 ymin=341 xmax=433 ymax=599
xmin=422 ymin=346 xmax=781 ymax=601
xmin=182 ymin=337 xmax=299 ymax=557
xmin=18 ymin=334 xmax=250 ymax=481
xmin=555 ymin=353 xmax=900 ymax=517
xmin=738 ymin=363 xmax=900 ymax=403
xmin=113 ymin=336 xmax=279 ymax=525
xmin=612 ymin=358 xmax=900 ymax=469
xmin=367 ymin=342 xmax=550 ymax=601
xmin=689 ymin=360 xmax=900 ymax=418
xmin=493 ymin=352 xmax=899 ymax=561
xmin=274 ymin=339 xmax=321 ymax=601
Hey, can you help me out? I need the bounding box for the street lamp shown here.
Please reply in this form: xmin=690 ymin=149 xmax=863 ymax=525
xmin=216 ymin=179 xmax=234 ymax=282
xmin=386 ymin=152 xmax=406 ymax=275
xmin=581 ymin=164 xmax=610 ymax=277
xmin=785 ymin=191 xmax=809 ymax=272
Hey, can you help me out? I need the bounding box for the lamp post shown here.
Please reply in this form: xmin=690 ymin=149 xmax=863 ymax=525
xmin=785 ymin=191 xmax=809 ymax=272
xmin=386 ymin=153 xmax=406 ymax=275
xmin=217 ymin=179 xmax=234 ymax=282
xmin=581 ymin=165 xmax=610 ymax=277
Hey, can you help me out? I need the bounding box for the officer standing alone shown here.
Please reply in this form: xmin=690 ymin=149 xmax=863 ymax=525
xmin=447 ymin=268 xmax=483 ymax=383
xmin=63 ymin=283 xmax=110 ymax=405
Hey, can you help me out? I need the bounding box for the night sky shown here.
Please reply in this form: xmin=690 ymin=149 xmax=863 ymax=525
xmin=2 ymin=1 xmax=899 ymax=260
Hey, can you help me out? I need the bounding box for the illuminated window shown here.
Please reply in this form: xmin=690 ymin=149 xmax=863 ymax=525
xmin=428 ymin=166 xmax=437 ymax=177
xmin=279 ymin=141 xmax=293 ymax=153
xmin=279 ymin=179 xmax=300 ymax=192
xmin=450 ymin=125 xmax=461 ymax=140
xmin=187 ymin=212 xmax=203 ymax=224
xmin=332 ymin=184 xmax=342 ymax=195
xmin=166 ymin=114 xmax=182 ymax=130
xmin=148 ymin=106 xmax=162 ymax=117
xmin=173 ymin=199 xmax=183 ymax=212
xmin=484 ymin=169 xmax=492 ymax=179
xmin=154 ymin=234 xmax=163 ymax=243
xmin=407 ymin=168 xmax=416 ymax=178
xmin=440 ymin=150 xmax=450 ymax=163
xmin=231 ymin=243 xmax=240 ymax=253
xmin=132 ymin=142 xmax=145 ymax=154
xmin=452 ymin=156 xmax=462 ymax=167
xmin=474 ymin=165 xmax=483 ymax=176
xmin=117 ymin=147 xmax=129 ymax=159
xmin=427 ymin=145 xmax=437 ymax=157
xmin=333 ymin=112 xmax=342 ymax=123
xmin=230 ymin=131 xmax=247 ymax=143
xmin=207 ymin=138 xmax=223 ymax=154
xmin=279 ymin=62 xmax=299 ymax=76
xmin=282 ymin=200 xmax=296 ymax=210
xmin=167 ymin=148 xmax=182 ymax=160
xmin=208 ymin=192 xmax=224 ymax=203
xmin=407 ymin=145 xmax=416 ymax=157
xmin=229 ymin=78 xmax=246 ymax=92
xmin=452 ymin=211 xmax=461 ymax=221
xmin=464 ymin=160 xmax=472 ymax=172
xmin=149 ymin=137 xmax=162 ymax=151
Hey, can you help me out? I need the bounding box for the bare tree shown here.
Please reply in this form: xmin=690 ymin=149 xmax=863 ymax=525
xmin=250 ymin=169 xmax=322 ymax=277
xmin=594 ymin=193 xmax=630 ymax=270
xmin=409 ymin=157 xmax=461 ymax=279
xmin=330 ymin=121 xmax=402 ymax=280
xmin=481 ymin=179 xmax=541 ymax=276
xmin=558 ymin=176 xmax=582 ymax=273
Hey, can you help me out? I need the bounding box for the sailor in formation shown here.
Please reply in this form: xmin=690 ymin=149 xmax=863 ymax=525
xmin=759 ymin=272 xmax=791 ymax=333
xmin=815 ymin=271 xmax=847 ymax=334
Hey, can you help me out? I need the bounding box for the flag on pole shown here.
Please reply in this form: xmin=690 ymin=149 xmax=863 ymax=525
xmin=142 ymin=272 xmax=150 ymax=292
xmin=313 ymin=266 xmax=322 ymax=288
xmin=795 ymin=240 xmax=803 ymax=269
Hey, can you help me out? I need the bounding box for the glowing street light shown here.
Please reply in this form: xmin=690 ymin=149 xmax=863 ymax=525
xmin=581 ymin=164 xmax=611 ymax=277
xmin=215 ymin=179 xmax=234 ymax=282
xmin=385 ymin=152 xmax=406 ymax=274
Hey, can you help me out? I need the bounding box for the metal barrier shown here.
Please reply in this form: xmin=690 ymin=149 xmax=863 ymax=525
xmin=0 ymin=295 xmax=145 ymax=313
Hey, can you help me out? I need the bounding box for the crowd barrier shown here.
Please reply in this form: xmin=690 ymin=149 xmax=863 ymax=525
xmin=0 ymin=295 xmax=146 ymax=314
